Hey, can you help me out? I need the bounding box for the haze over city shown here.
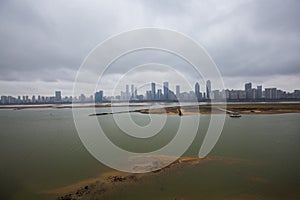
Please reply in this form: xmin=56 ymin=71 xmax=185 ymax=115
xmin=1 ymin=0 xmax=300 ymax=96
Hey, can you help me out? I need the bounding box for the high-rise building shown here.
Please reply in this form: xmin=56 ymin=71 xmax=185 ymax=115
xmin=251 ymin=88 xmax=257 ymax=99
xmin=79 ymin=94 xmax=86 ymax=102
xmin=212 ymin=90 xmax=221 ymax=100
xmin=157 ymin=89 xmax=162 ymax=100
xmin=238 ymin=90 xmax=246 ymax=99
xmin=195 ymin=82 xmax=201 ymax=101
xmin=245 ymin=82 xmax=252 ymax=99
xmin=163 ymin=82 xmax=169 ymax=100
xmin=257 ymin=85 xmax=262 ymax=99
xmin=176 ymin=85 xmax=180 ymax=97
xmin=1 ymin=96 xmax=7 ymax=104
xmin=131 ymin=84 xmax=135 ymax=99
xmin=95 ymin=90 xmax=103 ymax=102
xmin=146 ymin=91 xmax=151 ymax=100
xmin=265 ymin=88 xmax=277 ymax=99
xmin=206 ymin=80 xmax=211 ymax=99
xmin=55 ymin=91 xmax=62 ymax=102
xmin=125 ymin=84 xmax=129 ymax=100
xmin=151 ymin=82 xmax=156 ymax=100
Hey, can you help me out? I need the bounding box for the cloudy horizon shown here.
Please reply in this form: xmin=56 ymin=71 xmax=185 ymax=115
xmin=0 ymin=0 xmax=299 ymax=96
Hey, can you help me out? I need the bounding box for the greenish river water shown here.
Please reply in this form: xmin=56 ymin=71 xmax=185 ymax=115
xmin=0 ymin=108 xmax=299 ymax=199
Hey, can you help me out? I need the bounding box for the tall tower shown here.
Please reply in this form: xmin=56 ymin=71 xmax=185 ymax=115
xmin=95 ymin=90 xmax=103 ymax=102
xmin=257 ymin=85 xmax=262 ymax=99
xmin=206 ymin=80 xmax=211 ymax=99
xmin=131 ymin=84 xmax=135 ymax=99
xmin=163 ymin=82 xmax=169 ymax=100
xmin=176 ymin=85 xmax=180 ymax=98
xmin=125 ymin=84 xmax=129 ymax=100
xmin=157 ymin=89 xmax=162 ymax=100
xmin=55 ymin=91 xmax=62 ymax=102
xmin=245 ymin=82 xmax=252 ymax=99
xmin=151 ymin=82 xmax=156 ymax=100
xmin=195 ymin=82 xmax=200 ymax=101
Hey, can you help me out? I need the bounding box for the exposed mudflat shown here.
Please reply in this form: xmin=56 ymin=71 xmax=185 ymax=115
xmin=44 ymin=156 xmax=255 ymax=200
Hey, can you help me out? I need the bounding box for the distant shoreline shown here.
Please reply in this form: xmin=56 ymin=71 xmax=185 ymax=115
xmin=137 ymin=103 xmax=300 ymax=115
xmin=1 ymin=103 xmax=300 ymax=115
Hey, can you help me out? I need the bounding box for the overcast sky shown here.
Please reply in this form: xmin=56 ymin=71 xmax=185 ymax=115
xmin=0 ymin=0 xmax=299 ymax=96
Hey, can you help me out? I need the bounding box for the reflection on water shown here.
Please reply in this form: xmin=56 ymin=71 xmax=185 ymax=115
xmin=0 ymin=108 xmax=299 ymax=199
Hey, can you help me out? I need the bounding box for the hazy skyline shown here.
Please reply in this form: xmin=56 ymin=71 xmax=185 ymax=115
xmin=0 ymin=0 xmax=300 ymax=96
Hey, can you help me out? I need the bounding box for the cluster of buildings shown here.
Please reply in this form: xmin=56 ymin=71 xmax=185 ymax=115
xmin=0 ymin=91 xmax=69 ymax=105
xmin=221 ymin=83 xmax=300 ymax=101
xmin=114 ymin=81 xmax=300 ymax=102
xmin=1 ymin=81 xmax=300 ymax=105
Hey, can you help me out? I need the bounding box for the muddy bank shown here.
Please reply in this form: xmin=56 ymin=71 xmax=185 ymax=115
xmin=46 ymin=156 xmax=254 ymax=200
xmin=138 ymin=103 xmax=300 ymax=115
xmin=2 ymin=103 xmax=300 ymax=115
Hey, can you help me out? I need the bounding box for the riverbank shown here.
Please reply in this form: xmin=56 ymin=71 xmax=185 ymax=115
xmin=137 ymin=103 xmax=300 ymax=115
xmin=1 ymin=103 xmax=300 ymax=115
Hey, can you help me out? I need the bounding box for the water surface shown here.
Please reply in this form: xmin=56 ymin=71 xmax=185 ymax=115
xmin=0 ymin=108 xmax=299 ymax=199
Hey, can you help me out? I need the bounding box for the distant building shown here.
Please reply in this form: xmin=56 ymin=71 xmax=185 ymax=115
xmin=146 ymin=91 xmax=151 ymax=100
xmin=257 ymin=85 xmax=263 ymax=99
xmin=157 ymin=89 xmax=162 ymax=100
xmin=131 ymin=84 xmax=135 ymax=99
xmin=168 ymin=90 xmax=177 ymax=101
xmin=125 ymin=85 xmax=129 ymax=100
xmin=176 ymin=85 xmax=180 ymax=98
xmin=120 ymin=91 xmax=125 ymax=100
xmin=265 ymin=88 xmax=277 ymax=99
xmin=206 ymin=80 xmax=211 ymax=99
xmin=151 ymin=82 xmax=156 ymax=100
xmin=188 ymin=91 xmax=197 ymax=101
xmin=95 ymin=90 xmax=103 ymax=102
xmin=238 ymin=90 xmax=246 ymax=99
xmin=79 ymin=94 xmax=86 ymax=102
xmin=212 ymin=90 xmax=221 ymax=100
xmin=1 ymin=96 xmax=7 ymax=104
xmin=195 ymin=82 xmax=201 ymax=101
xmin=251 ymin=88 xmax=257 ymax=99
xmin=163 ymin=82 xmax=169 ymax=100
xmin=229 ymin=90 xmax=238 ymax=100
xmin=245 ymin=82 xmax=252 ymax=99
xmin=294 ymin=90 xmax=300 ymax=99
xmin=55 ymin=91 xmax=62 ymax=102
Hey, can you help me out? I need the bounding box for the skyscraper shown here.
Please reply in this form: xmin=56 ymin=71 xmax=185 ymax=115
xmin=245 ymin=82 xmax=252 ymax=99
xmin=176 ymin=85 xmax=180 ymax=98
xmin=95 ymin=90 xmax=103 ymax=102
xmin=55 ymin=91 xmax=61 ymax=102
xmin=257 ymin=85 xmax=262 ymax=99
xmin=157 ymin=89 xmax=162 ymax=100
xmin=131 ymin=84 xmax=134 ymax=99
xmin=163 ymin=82 xmax=169 ymax=100
xmin=151 ymin=82 xmax=156 ymax=100
xmin=125 ymin=84 xmax=129 ymax=100
xmin=206 ymin=80 xmax=211 ymax=99
xmin=195 ymin=82 xmax=201 ymax=101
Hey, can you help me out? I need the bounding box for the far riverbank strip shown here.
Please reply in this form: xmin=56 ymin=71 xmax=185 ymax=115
xmin=0 ymin=103 xmax=300 ymax=115
xmin=136 ymin=103 xmax=300 ymax=115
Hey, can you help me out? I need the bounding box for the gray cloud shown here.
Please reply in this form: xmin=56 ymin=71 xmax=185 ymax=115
xmin=0 ymin=0 xmax=299 ymax=95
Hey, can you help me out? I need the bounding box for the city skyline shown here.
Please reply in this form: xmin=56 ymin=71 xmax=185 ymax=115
xmin=0 ymin=79 xmax=298 ymax=97
xmin=1 ymin=80 xmax=299 ymax=105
